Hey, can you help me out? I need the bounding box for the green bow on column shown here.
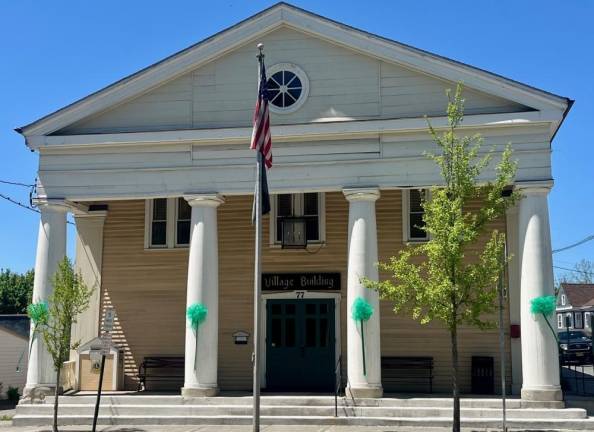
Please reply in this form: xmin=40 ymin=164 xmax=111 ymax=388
xmin=530 ymin=295 xmax=557 ymax=342
xmin=26 ymin=302 xmax=49 ymax=356
xmin=186 ymin=303 xmax=208 ymax=371
xmin=352 ymin=297 xmax=374 ymax=376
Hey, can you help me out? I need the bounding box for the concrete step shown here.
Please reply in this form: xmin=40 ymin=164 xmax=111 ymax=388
xmin=14 ymin=403 xmax=588 ymax=419
xmin=12 ymin=414 xmax=594 ymax=430
xmin=52 ymin=394 xmax=564 ymax=409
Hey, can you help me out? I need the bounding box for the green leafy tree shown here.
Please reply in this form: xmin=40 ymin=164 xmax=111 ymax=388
xmin=34 ymin=257 xmax=92 ymax=432
xmin=0 ymin=269 xmax=34 ymax=314
xmin=363 ymin=85 xmax=519 ymax=432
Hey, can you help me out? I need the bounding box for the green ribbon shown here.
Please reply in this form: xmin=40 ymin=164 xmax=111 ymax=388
xmin=351 ymin=297 xmax=374 ymax=376
xmin=186 ymin=303 xmax=208 ymax=371
xmin=530 ymin=295 xmax=558 ymax=342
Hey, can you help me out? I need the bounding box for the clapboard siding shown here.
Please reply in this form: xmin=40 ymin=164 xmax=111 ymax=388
xmin=99 ymin=191 xmax=511 ymax=393
xmin=0 ymin=329 xmax=28 ymax=397
xmin=60 ymin=27 xmax=529 ymax=135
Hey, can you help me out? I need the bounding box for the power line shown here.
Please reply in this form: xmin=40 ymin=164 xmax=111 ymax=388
xmin=553 ymin=265 xmax=594 ymax=276
xmin=0 ymin=179 xmax=35 ymax=188
xmin=0 ymin=192 xmax=40 ymax=215
xmin=0 ymin=192 xmax=75 ymax=225
xmin=553 ymin=235 xmax=594 ymax=254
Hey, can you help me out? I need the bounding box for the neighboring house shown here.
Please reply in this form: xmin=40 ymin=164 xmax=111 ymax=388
xmin=16 ymin=3 xmax=572 ymax=402
xmin=557 ymin=283 xmax=594 ymax=336
xmin=0 ymin=315 xmax=29 ymax=397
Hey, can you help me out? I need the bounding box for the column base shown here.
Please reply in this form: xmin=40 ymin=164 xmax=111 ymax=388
xmin=521 ymin=386 xmax=563 ymax=402
xmin=346 ymin=385 xmax=383 ymax=398
xmin=22 ymin=385 xmax=56 ymax=403
xmin=181 ymin=386 xmax=219 ymax=397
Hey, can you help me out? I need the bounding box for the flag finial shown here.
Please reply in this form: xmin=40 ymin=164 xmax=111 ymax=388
xmin=257 ymin=43 xmax=264 ymax=61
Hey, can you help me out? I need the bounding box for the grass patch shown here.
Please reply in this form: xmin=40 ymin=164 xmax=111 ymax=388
xmin=0 ymin=414 xmax=12 ymax=421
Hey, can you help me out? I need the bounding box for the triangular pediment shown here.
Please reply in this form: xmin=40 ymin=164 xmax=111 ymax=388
xmin=18 ymin=2 xmax=569 ymax=140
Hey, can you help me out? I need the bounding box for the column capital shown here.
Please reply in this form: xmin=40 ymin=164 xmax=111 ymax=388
xmin=32 ymin=198 xmax=70 ymax=213
xmin=343 ymin=187 xmax=380 ymax=202
xmin=515 ymin=180 xmax=553 ymax=195
xmin=184 ymin=194 xmax=225 ymax=208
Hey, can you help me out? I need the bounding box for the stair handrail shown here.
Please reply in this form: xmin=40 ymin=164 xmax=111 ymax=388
xmin=334 ymin=354 xmax=342 ymax=417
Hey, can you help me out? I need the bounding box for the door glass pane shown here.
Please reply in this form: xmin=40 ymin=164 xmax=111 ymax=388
xmin=305 ymin=318 xmax=316 ymax=347
xmin=319 ymin=318 xmax=328 ymax=347
xmin=306 ymin=303 xmax=316 ymax=315
xmin=285 ymin=318 xmax=296 ymax=347
xmin=319 ymin=303 xmax=328 ymax=314
xmin=285 ymin=303 xmax=296 ymax=315
xmin=271 ymin=303 xmax=281 ymax=315
xmin=271 ymin=318 xmax=281 ymax=347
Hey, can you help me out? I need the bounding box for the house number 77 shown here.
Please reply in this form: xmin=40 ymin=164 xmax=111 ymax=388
xmin=295 ymin=291 xmax=305 ymax=299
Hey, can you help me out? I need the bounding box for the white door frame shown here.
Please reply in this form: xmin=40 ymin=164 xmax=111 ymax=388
xmin=260 ymin=291 xmax=342 ymax=389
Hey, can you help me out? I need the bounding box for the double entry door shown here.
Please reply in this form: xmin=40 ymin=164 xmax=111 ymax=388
xmin=266 ymin=298 xmax=335 ymax=392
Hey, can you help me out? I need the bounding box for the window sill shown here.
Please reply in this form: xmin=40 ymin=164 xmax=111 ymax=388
xmin=403 ymin=239 xmax=429 ymax=245
xmin=268 ymin=241 xmax=326 ymax=251
xmin=144 ymin=246 xmax=189 ymax=251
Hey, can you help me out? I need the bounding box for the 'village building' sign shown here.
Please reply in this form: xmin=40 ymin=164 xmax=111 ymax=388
xmin=262 ymin=273 xmax=341 ymax=291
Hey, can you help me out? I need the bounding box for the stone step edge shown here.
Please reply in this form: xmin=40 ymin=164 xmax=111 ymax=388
xmin=12 ymin=414 xmax=594 ymax=426
xmin=16 ymin=404 xmax=586 ymax=413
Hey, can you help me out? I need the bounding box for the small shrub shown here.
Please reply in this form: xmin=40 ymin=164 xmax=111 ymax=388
xmin=6 ymin=386 xmax=20 ymax=403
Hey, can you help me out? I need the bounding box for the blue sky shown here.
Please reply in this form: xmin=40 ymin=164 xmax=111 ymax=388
xmin=0 ymin=1 xmax=592 ymax=278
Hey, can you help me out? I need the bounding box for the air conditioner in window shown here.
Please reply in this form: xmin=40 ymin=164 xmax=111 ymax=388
xmin=281 ymin=217 xmax=307 ymax=249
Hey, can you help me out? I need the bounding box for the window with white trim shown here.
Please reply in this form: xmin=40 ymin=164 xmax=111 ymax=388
xmin=586 ymin=312 xmax=592 ymax=329
xmin=561 ymin=294 xmax=566 ymax=306
xmin=270 ymin=193 xmax=325 ymax=245
xmin=557 ymin=313 xmax=564 ymax=329
xmin=575 ymin=311 xmax=583 ymax=329
xmin=146 ymin=198 xmax=191 ymax=249
xmin=403 ymin=189 xmax=429 ymax=242
xmin=565 ymin=313 xmax=573 ymax=328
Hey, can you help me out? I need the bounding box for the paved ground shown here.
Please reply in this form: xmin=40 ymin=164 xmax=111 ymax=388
xmin=2 ymin=426 xmax=594 ymax=432
xmin=0 ymin=426 xmax=457 ymax=432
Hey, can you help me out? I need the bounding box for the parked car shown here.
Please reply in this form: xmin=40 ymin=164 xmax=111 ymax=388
xmin=559 ymin=330 xmax=593 ymax=365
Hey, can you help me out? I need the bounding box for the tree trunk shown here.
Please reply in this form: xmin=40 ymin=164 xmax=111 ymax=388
xmin=450 ymin=325 xmax=460 ymax=432
xmin=53 ymin=367 xmax=60 ymax=432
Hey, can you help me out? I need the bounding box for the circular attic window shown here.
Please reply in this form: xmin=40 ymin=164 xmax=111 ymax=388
xmin=266 ymin=63 xmax=309 ymax=114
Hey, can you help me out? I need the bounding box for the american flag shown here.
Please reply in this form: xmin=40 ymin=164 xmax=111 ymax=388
xmin=250 ymin=56 xmax=272 ymax=168
xmin=250 ymin=52 xmax=271 ymax=216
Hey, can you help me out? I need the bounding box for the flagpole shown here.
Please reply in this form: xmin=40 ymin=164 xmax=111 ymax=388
xmin=252 ymin=43 xmax=264 ymax=432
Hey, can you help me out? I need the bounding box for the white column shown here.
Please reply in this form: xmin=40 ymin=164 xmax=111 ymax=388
xmin=343 ymin=188 xmax=383 ymax=398
xmin=181 ymin=194 xmax=224 ymax=397
xmin=518 ymin=185 xmax=562 ymax=401
xmin=24 ymin=199 xmax=69 ymax=396
xmin=71 ymin=210 xmax=107 ymax=363
xmin=506 ymin=205 xmax=523 ymax=395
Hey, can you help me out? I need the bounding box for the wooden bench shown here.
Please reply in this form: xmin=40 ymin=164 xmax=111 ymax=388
xmin=381 ymin=356 xmax=433 ymax=393
xmin=137 ymin=356 xmax=184 ymax=391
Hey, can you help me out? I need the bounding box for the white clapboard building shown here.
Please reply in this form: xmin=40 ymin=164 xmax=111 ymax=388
xmin=16 ymin=2 xmax=571 ymax=408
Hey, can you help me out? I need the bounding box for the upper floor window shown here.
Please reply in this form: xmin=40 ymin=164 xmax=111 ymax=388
xmin=146 ymin=198 xmax=191 ymax=249
xmin=565 ymin=313 xmax=573 ymax=328
xmin=403 ymin=189 xmax=429 ymax=242
xmin=266 ymin=63 xmax=309 ymax=114
xmin=586 ymin=312 xmax=592 ymax=329
xmin=575 ymin=312 xmax=583 ymax=329
xmin=557 ymin=313 xmax=564 ymax=329
xmin=561 ymin=294 xmax=566 ymax=306
xmin=270 ymin=193 xmax=325 ymax=245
